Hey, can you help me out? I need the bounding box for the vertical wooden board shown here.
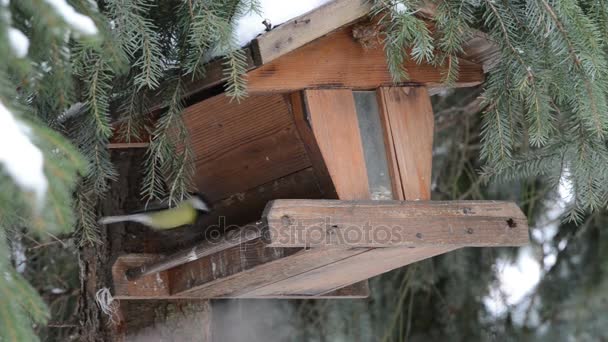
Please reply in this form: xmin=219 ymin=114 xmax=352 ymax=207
xmin=376 ymin=90 xmax=404 ymax=200
xmin=377 ymin=87 xmax=434 ymax=200
xmin=304 ymin=89 xmax=370 ymax=200
xmin=289 ymin=92 xmax=338 ymax=198
xmin=182 ymin=93 xmax=311 ymax=201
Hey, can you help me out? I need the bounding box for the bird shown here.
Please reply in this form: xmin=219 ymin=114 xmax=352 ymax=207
xmin=98 ymin=193 xmax=211 ymax=230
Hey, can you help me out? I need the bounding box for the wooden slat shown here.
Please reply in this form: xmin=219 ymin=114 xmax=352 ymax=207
xmin=112 ymin=254 xmax=172 ymax=299
xmin=247 ymin=26 xmax=484 ymax=93
xmin=377 ymin=87 xmax=434 ymax=200
xmin=243 ymin=246 xmax=456 ymax=297
xmin=289 ymin=92 xmax=337 ymax=198
xmin=252 ymin=0 xmax=372 ymax=65
xmin=172 ymin=246 xmax=368 ymax=298
xmin=183 ymin=93 xmax=311 ymax=201
xmin=125 ymin=223 xmax=264 ymax=281
xmin=266 ymin=199 xmax=529 ymax=247
xmin=303 ymin=89 xmax=370 ymax=199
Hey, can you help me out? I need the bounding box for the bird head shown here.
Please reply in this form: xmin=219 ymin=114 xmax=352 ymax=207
xmin=189 ymin=192 xmax=211 ymax=213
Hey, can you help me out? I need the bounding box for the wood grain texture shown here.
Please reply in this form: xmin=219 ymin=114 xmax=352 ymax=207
xmin=289 ymin=92 xmax=338 ymax=199
xmin=112 ymin=254 xmax=172 ymax=299
xmin=243 ymin=246 xmax=456 ymax=297
xmin=252 ymin=0 xmax=372 ymax=65
xmin=173 ymin=246 xmax=368 ymax=298
xmin=266 ymin=199 xmax=529 ymax=247
xmin=125 ymin=223 xmax=264 ymax=281
xmin=304 ymin=89 xmax=370 ymax=200
xmin=182 ymin=93 xmax=311 ymax=201
xmin=377 ymin=87 xmax=434 ymax=200
xmin=247 ymin=26 xmax=484 ymax=93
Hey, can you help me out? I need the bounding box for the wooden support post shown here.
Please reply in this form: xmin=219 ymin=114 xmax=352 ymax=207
xmin=266 ymin=199 xmax=529 ymax=247
xmin=377 ymin=87 xmax=434 ymax=200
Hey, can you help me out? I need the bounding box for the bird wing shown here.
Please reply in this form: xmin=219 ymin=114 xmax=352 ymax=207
xmin=129 ymin=199 xmax=175 ymax=214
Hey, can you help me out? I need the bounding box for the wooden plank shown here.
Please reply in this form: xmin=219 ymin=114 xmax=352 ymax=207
xmin=377 ymin=87 xmax=434 ymax=200
xmin=376 ymin=90 xmax=404 ymax=200
xmin=243 ymin=246 xmax=457 ymax=297
xmin=112 ymin=254 xmax=172 ymax=299
xmin=183 ymin=93 xmax=311 ymax=201
xmin=288 ymin=92 xmax=337 ymax=198
xmin=172 ymin=246 xmax=368 ymax=298
xmin=125 ymin=223 xmax=264 ymax=281
xmin=252 ymin=0 xmax=372 ymax=65
xmin=303 ymin=89 xmax=370 ymax=199
xmin=266 ymin=199 xmax=529 ymax=247
xmin=247 ymin=26 xmax=484 ymax=93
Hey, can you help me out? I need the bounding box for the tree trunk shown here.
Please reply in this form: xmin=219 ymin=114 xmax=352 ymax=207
xmin=77 ymin=150 xmax=212 ymax=341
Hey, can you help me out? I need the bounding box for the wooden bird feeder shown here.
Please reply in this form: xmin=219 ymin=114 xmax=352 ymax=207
xmin=110 ymin=0 xmax=524 ymax=300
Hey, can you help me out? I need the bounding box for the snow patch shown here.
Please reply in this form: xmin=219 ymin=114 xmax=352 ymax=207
xmin=43 ymin=0 xmax=98 ymax=35
xmin=235 ymin=0 xmax=332 ymax=46
xmin=0 ymin=102 xmax=47 ymax=206
xmin=8 ymin=27 xmax=29 ymax=58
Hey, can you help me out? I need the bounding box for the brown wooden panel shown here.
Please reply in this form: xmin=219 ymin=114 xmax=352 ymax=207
xmin=244 ymin=246 xmax=457 ymax=297
xmin=173 ymin=246 xmax=367 ymax=298
xmin=112 ymin=254 xmax=171 ymax=299
xmin=377 ymin=87 xmax=434 ymax=200
xmin=183 ymin=93 xmax=311 ymax=201
xmin=125 ymin=223 xmax=264 ymax=281
xmin=288 ymin=92 xmax=337 ymax=198
xmin=252 ymin=0 xmax=372 ymax=65
xmin=267 ymin=199 xmax=529 ymax=247
xmin=247 ymin=26 xmax=484 ymax=93
xmin=304 ymin=89 xmax=370 ymax=199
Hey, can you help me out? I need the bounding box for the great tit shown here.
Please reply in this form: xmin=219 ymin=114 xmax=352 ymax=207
xmin=99 ymin=193 xmax=210 ymax=230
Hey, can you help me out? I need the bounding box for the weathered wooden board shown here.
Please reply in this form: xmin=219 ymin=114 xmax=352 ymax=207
xmin=171 ymin=246 xmax=368 ymax=298
xmin=183 ymin=93 xmax=311 ymax=201
xmin=247 ymin=26 xmax=484 ymax=93
xmin=112 ymin=254 xmax=172 ymax=299
xmin=303 ymin=89 xmax=370 ymax=199
xmin=252 ymin=0 xmax=372 ymax=65
xmin=241 ymin=246 xmax=457 ymax=297
xmin=125 ymin=223 xmax=265 ymax=281
xmin=377 ymin=87 xmax=434 ymax=200
xmin=289 ymin=92 xmax=338 ymax=199
xmin=266 ymin=199 xmax=529 ymax=247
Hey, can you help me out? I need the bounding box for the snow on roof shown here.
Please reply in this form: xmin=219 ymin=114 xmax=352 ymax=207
xmin=236 ymin=0 xmax=333 ymax=46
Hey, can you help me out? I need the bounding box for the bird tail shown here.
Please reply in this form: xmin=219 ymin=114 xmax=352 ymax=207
xmin=99 ymin=214 xmax=148 ymax=225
